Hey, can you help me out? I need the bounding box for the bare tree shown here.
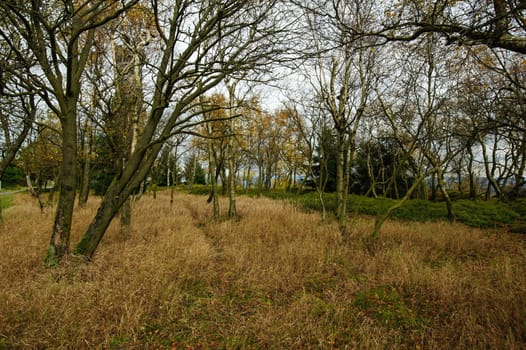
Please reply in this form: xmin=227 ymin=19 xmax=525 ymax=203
xmin=354 ymin=0 xmax=526 ymax=54
xmin=369 ymin=32 xmax=469 ymax=235
xmin=301 ymin=0 xmax=379 ymax=235
xmin=74 ymin=0 xmax=289 ymax=259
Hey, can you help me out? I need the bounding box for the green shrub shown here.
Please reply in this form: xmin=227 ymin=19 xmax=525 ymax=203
xmin=297 ymin=192 xmax=337 ymax=212
xmin=391 ymin=200 xmax=447 ymax=222
xmin=1 ymin=166 xmax=24 ymax=187
xmin=187 ymin=185 xmax=213 ymax=196
xmin=353 ymin=285 xmax=426 ymax=330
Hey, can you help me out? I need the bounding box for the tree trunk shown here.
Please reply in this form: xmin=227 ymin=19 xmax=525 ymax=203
xmin=0 ymin=98 xmax=35 ymax=180
xmin=372 ymin=172 xmax=432 ymax=238
xmin=78 ymin=117 xmax=92 ymax=207
xmin=272 ymin=162 xmax=279 ymax=189
xmin=257 ymin=163 xmax=264 ymax=197
xmin=244 ymin=165 xmax=251 ymax=194
xmin=456 ymin=167 xmax=463 ymax=197
xmin=26 ymin=175 xmax=36 ymax=197
xmin=467 ymin=146 xmax=477 ymax=199
xmin=437 ymin=167 xmax=456 ymax=223
xmin=227 ymin=84 xmax=237 ymax=218
xmin=430 ymin=172 xmax=437 ymax=201
xmin=171 ymin=149 xmax=179 ymax=208
xmin=75 ymin=191 xmax=124 ymax=259
xmin=120 ymin=198 xmax=131 ymax=226
xmin=479 ymin=134 xmax=502 ymax=199
xmin=366 ymin=143 xmax=378 ymax=197
xmin=335 ymin=131 xmax=346 ymax=229
xmin=46 ymin=111 xmax=77 ymax=266
xmin=512 ymin=131 xmax=526 ymax=195
xmin=341 ymin=136 xmax=353 ymax=237
xmin=74 ymin=144 xmax=160 ymax=259
xmin=228 ymin=159 xmax=237 ymax=218
xmin=207 ymin=131 xmax=220 ymax=220
xmin=47 ymin=172 xmax=60 ymax=205
xmin=317 ymin=185 xmax=327 ymax=221
xmin=265 ymin=163 xmax=272 ymax=190
xmin=189 ymin=154 xmax=197 ymax=189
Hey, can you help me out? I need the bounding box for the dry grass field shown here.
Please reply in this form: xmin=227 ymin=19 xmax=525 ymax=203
xmin=1 ymin=191 xmax=525 ymax=349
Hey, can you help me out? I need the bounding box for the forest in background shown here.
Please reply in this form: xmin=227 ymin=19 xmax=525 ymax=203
xmin=1 ymin=1 xmax=526 ymax=263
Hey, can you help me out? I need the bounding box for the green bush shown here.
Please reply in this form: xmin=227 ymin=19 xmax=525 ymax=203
xmin=187 ymin=185 xmax=213 ymax=196
xmin=353 ymin=285 xmax=426 ymax=330
xmin=295 ymin=192 xmax=335 ymax=212
xmin=1 ymin=165 xmax=24 ymax=187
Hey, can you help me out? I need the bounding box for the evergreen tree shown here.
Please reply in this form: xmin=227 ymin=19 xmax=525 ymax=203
xmin=184 ymin=154 xmax=206 ymax=186
xmin=352 ymin=137 xmax=414 ymax=199
xmin=312 ymin=127 xmax=338 ymax=192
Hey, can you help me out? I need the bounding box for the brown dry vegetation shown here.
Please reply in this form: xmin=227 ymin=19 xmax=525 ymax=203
xmin=0 ymin=191 xmax=525 ymax=349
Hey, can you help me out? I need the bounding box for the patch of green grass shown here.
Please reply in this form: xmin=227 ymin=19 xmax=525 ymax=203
xmin=178 ymin=277 xmax=213 ymax=300
xmin=352 ymin=196 xmax=522 ymax=228
xmin=0 ymin=337 xmax=13 ymax=350
xmin=0 ymin=195 xmax=11 ymax=210
xmin=348 ymin=195 xmax=448 ymax=222
xmin=109 ymin=335 xmax=132 ymax=349
xmin=137 ymin=322 xmax=179 ymax=348
xmin=353 ymin=285 xmax=427 ymax=330
xmin=505 ymin=198 xmax=526 ymax=218
xmin=283 ymin=190 xmax=523 ymax=229
xmin=454 ymin=200 xmax=520 ymax=228
xmin=299 ymin=293 xmax=339 ymax=321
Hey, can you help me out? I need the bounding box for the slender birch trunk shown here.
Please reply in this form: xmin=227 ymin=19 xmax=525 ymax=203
xmin=227 ymin=83 xmax=237 ymax=218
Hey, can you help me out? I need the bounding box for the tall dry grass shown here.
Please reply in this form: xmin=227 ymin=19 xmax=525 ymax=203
xmin=0 ymin=191 xmax=525 ymax=349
